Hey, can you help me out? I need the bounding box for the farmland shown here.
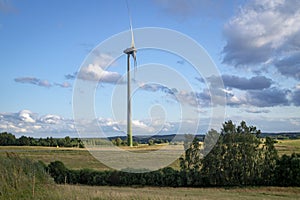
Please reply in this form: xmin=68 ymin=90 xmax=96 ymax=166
xmin=33 ymin=185 xmax=300 ymax=200
xmin=274 ymin=139 xmax=300 ymax=156
xmin=0 ymin=139 xmax=299 ymax=171
xmin=0 ymin=139 xmax=299 ymax=199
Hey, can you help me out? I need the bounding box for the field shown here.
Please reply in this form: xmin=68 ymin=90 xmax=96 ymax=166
xmin=38 ymin=185 xmax=300 ymax=200
xmin=274 ymin=139 xmax=300 ymax=156
xmin=0 ymin=139 xmax=299 ymax=199
xmin=0 ymin=139 xmax=299 ymax=171
xmin=0 ymin=145 xmax=182 ymax=171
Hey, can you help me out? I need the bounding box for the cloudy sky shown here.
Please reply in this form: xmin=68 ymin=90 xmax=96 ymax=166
xmin=1 ymin=0 xmax=300 ymax=138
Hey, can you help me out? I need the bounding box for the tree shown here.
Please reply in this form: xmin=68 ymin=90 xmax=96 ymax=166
xmin=180 ymin=138 xmax=203 ymax=186
xmin=0 ymin=132 xmax=16 ymax=145
xmin=48 ymin=161 xmax=68 ymax=184
xmin=64 ymin=136 xmax=72 ymax=147
xmin=261 ymin=137 xmax=278 ymax=185
xmin=17 ymin=135 xmax=30 ymax=146
xmin=275 ymin=153 xmax=300 ymax=186
xmin=116 ymin=138 xmax=122 ymax=146
xmin=148 ymin=139 xmax=154 ymax=146
xmin=180 ymin=120 xmax=277 ymax=186
xmin=202 ymin=121 xmax=263 ymax=186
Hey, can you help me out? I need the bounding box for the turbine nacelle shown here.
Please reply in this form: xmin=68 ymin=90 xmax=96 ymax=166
xmin=124 ymin=46 xmax=137 ymax=71
xmin=123 ymin=46 xmax=137 ymax=55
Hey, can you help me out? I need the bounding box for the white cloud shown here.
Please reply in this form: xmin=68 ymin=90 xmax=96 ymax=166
xmin=19 ymin=110 xmax=36 ymax=123
xmin=94 ymin=53 xmax=115 ymax=69
xmin=0 ymin=110 xmax=75 ymax=137
xmin=78 ymin=63 xmax=122 ymax=83
xmin=40 ymin=114 xmax=62 ymax=124
xmin=223 ymin=0 xmax=300 ymax=70
xmin=77 ymin=53 xmax=123 ymax=84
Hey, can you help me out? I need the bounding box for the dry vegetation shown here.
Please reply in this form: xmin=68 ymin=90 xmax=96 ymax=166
xmin=0 ymin=139 xmax=300 ymax=199
xmin=274 ymin=139 xmax=300 ymax=156
xmin=0 ymin=139 xmax=299 ymax=171
xmin=31 ymin=185 xmax=300 ymax=200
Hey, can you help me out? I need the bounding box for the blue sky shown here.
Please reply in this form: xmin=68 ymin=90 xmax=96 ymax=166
xmin=0 ymin=0 xmax=300 ymax=138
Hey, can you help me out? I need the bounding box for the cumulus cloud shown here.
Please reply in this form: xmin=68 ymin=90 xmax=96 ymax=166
xmin=245 ymin=87 xmax=290 ymax=107
xmin=222 ymin=0 xmax=300 ymax=77
xmin=0 ymin=110 xmax=75 ymax=137
xmin=39 ymin=114 xmax=62 ymax=124
xmin=18 ymin=110 xmax=36 ymax=123
xmin=222 ymin=75 xmax=272 ymax=90
xmin=207 ymin=75 xmax=273 ymax=90
xmin=292 ymin=88 xmax=300 ymax=106
xmin=78 ymin=63 xmax=122 ymax=83
xmin=274 ymin=52 xmax=300 ymax=80
xmin=14 ymin=77 xmax=52 ymax=88
xmin=77 ymin=53 xmax=123 ymax=84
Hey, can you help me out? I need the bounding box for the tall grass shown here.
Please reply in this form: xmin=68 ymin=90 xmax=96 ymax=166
xmin=0 ymin=152 xmax=51 ymax=199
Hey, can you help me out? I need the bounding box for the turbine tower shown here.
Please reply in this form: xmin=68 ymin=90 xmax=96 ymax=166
xmin=123 ymin=0 xmax=137 ymax=147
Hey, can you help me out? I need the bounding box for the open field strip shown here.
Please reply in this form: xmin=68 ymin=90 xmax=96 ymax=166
xmin=0 ymin=144 xmax=183 ymax=171
xmin=39 ymin=185 xmax=300 ymax=200
xmin=0 ymin=139 xmax=299 ymax=171
xmin=274 ymin=139 xmax=300 ymax=156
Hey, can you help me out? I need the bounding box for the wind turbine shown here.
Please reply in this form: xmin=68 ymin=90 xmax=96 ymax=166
xmin=123 ymin=0 xmax=137 ymax=147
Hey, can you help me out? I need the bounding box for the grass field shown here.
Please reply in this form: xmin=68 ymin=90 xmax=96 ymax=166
xmin=0 ymin=139 xmax=299 ymax=171
xmin=274 ymin=139 xmax=300 ymax=156
xmin=28 ymin=185 xmax=300 ymax=200
xmin=0 ymin=145 xmax=181 ymax=171
xmin=1 ymin=140 xmax=300 ymax=199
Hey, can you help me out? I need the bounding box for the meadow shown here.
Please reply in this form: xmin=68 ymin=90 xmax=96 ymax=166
xmin=0 ymin=139 xmax=299 ymax=199
xmin=0 ymin=144 xmax=182 ymax=171
xmin=32 ymin=185 xmax=300 ymax=200
xmin=274 ymin=139 xmax=300 ymax=156
xmin=0 ymin=139 xmax=299 ymax=171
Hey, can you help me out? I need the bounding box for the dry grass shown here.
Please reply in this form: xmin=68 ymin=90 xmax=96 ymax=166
xmin=0 ymin=145 xmax=183 ymax=171
xmin=275 ymin=139 xmax=300 ymax=156
xmin=41 ymin=185 xmax=300 ymax=200
xmin=0 ymin=139 xmax=299 ymax=171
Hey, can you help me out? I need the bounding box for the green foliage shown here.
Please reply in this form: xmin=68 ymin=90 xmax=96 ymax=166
xmin=148 ymin=139 xmax=154 ymax=146
xmin=0 ymin=132 xmax=16 ymax=145
xmin=44 ymin=121 xmax=299 ymax=188
xmin=180 ymin=120 xmax=284 ymax=186
xmin=0 ymin=132 xmax=85 ymax=148
xmin=48 ymin=161 xmax=68 ymax=184
xmin=275 ymin=153 xmax=300 ymax=186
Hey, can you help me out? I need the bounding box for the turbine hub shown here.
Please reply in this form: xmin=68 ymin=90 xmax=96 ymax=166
xmin=123 ymin=47 xmax=137 ymax=55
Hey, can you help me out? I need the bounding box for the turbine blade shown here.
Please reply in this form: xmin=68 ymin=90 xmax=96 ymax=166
xmin=126 ymin=0 xmax=135 ymax=48
xmin=132 ymin=52 xmax=137 ymax=79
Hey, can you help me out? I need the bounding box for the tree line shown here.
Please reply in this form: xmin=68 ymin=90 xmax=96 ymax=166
xmin=47 ymin=121 xmax=300 ymax=187
xmin=0 ymin=132 xmax=84 ymax=148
